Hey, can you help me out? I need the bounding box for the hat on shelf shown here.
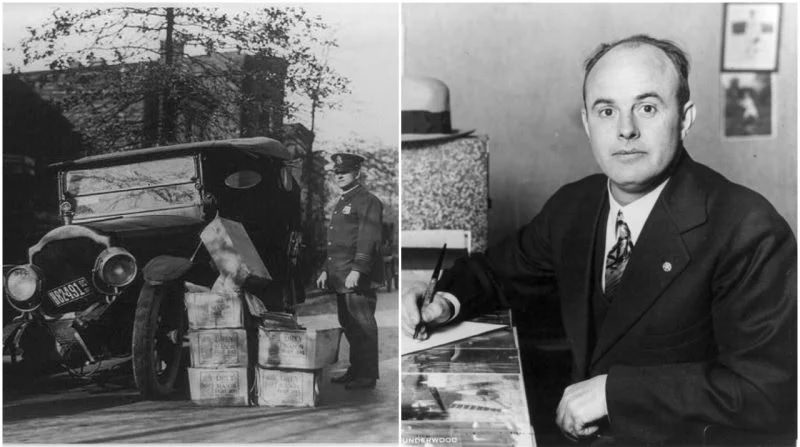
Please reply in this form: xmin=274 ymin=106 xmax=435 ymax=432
xmin=327 ymin=152 xmax=365 ymax=173
xmin=402 ymin=75 xmax=474 ymax=144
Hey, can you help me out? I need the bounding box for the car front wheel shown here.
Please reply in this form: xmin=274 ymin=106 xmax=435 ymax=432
xmin=132 ymin=281 xmax=186 ymax=399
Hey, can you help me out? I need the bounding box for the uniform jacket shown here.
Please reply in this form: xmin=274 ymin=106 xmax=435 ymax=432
xmin=324 ymin=184 xmax=384 ymax=293
xmin=438 ymin=149 xmax=797 ymax=443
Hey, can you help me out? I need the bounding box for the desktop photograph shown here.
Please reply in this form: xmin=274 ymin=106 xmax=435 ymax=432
xmin=3 ymin=3 xmax=399 ymax=443
xmin=400 ymin=3 xmax=797 ymax=447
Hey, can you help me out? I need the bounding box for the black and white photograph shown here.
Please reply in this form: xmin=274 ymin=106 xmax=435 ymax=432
xmin=722 ymin=72 xmax=774 ymax=137
xmin=2 ymin=3 xmax=398 ymax=444
xmin=722 ymin=3 xmax=782 ymax=71
xmin=401 ymin=373 xmax=532 ymax=432
xmin=399 ymin=3 xmax=797 ymax=447
xmin=3 ymin=2 xmax=799 ymax=446
xmin=401 ymin=347 xmax=521 ymax=374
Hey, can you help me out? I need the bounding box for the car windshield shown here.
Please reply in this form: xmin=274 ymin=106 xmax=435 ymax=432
xmin=64 ymin=156 xmax=201 ymax=220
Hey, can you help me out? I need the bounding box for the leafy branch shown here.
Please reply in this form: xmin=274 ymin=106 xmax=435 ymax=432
xmin=12 ymin=6 xmax=350 ymax=153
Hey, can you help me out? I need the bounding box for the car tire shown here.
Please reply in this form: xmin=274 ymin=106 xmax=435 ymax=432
xmin=132 ymin=281 xmax=186 ymax=399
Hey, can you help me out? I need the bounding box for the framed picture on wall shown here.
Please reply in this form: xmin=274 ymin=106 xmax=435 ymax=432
xmin=721 ymin=72 xmax=774 ymax=138
xmin=722 ymin=3 xmax=781 ymax=71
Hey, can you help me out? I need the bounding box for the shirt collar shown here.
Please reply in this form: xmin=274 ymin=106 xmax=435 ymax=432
xmin=340 ymin=183 xmax=362 ymax=199
xmin=606 ymin=178 xmax=670 ymax=244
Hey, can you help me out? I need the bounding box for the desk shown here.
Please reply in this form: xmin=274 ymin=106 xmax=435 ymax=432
xmin=401 ymin=311 xmax=536 ymax=446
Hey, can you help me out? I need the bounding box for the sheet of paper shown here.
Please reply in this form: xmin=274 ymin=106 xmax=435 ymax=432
xmin=401 ymin=321 xmax=506 ymax=355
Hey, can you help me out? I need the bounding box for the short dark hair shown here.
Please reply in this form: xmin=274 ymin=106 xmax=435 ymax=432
xmin=582 ymin=34 xmax=691 ymax=108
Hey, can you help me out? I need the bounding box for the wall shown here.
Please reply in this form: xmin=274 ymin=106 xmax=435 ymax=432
xmin=403 ymin=3 xmax=797 ymax=243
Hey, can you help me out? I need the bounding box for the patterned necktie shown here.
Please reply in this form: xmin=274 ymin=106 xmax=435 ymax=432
xmin=605 ymin=210 xmax=633 ymax=300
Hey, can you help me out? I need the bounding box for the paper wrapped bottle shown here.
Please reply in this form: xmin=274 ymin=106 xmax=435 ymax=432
xmin=201 ymin=216 xmax=271 ymax=316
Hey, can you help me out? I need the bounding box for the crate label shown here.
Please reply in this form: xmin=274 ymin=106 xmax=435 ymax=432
xmin=204 ymin=333 xmax=238 ymax=354
xmin=199 ymin=371 xmax=241 ymax=397
xmin=262 ymin=332 xmax=307 ymax=366
xmin=196 ymin=299 xmax=233 ymax=320
xmin=190 ymin=330 xmax=247 ymax=366
xmin=257 ymin=370 xmax=317 ymax=406
xmin=258 ymin=328 xmax=341 ymax=369
xmin=186 ymin=292 xmax=243 ymax=329
xmin=275 ymin=332 xmax=307 ymax=356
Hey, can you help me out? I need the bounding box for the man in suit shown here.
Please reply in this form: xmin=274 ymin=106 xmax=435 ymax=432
xmin=318 ymin=153 xmax=384 ymax=390
xmin=402 ymin=35 xmax=796 ymax=444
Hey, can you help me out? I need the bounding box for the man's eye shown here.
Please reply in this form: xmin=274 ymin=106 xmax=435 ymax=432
xmin=639 ymin=104 xmax=657 ymax=116
xmin=598 ymin=108 xmax=615 ymax=118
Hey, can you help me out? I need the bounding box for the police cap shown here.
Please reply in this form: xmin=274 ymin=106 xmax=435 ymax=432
xmin=330 ymin=153 xmax=365 ymax=174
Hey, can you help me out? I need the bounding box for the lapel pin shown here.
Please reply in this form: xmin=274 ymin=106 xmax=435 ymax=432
xmin=662 ymin=262 xmax=672 ymax=272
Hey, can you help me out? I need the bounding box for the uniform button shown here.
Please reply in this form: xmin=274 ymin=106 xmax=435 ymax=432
xmin=329 ymin=226 xmax=333 ymax=229
xmin=662 ymin=262 xmax=672 ymax=272
xmin=328 ymin=257 xmax=332 ymax=260
xmin=328 ymin=242 xmax=332 ymax=245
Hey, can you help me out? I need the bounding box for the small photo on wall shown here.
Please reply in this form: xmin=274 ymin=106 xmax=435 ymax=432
xmin=722 ymin=72 xmax=774 ymax=138
xmin=722 ymin=3 xmax=781 ymax=71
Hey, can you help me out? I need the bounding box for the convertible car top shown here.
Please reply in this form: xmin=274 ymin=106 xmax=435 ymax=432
xmin=50 ymin=137 xmax=297 ymax=170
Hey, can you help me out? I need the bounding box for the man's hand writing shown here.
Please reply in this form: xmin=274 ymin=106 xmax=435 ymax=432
xmin=401 ymin=282 xmax=453 ymax=340
xmin=556 ymin=374 xmax=608 ymax=442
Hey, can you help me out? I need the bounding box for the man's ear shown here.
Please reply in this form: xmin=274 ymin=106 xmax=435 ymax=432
xmin=680 ymin=100 xmax=696 ymax=140
xmin=581 ymin=107 xmax=591 ymax=140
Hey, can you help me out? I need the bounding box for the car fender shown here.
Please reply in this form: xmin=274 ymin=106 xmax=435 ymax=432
xmin=142 ymin=256 xmax=193 ymax=285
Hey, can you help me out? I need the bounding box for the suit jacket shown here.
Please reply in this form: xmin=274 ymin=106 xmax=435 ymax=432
xmin=324 ymin=184 xmax=384 ymax=293
xmin=438 ymin=149 xmax=797 ymax=443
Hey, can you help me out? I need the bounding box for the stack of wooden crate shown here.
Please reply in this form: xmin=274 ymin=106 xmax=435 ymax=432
xmin=184 ymin=217 xmax=343 ymax=408
xmin=255 ymin=325 xmax=342 ymax=407
xmin=185 ymin=289 xmax=250 ymax=406
xmin=184 ymin=217 xmax=268 ymax=406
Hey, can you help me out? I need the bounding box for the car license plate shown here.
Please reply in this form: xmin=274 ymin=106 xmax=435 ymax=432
xmin=47 ymin=277 xmax=92 ymax=307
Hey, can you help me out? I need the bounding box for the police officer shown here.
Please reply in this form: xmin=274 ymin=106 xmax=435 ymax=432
xmin=316 ymin=153 xmax=384 ymax=390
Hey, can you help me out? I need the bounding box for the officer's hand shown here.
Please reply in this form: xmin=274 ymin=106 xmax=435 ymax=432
xmin=401 ymin=282 xmax=453 ymax=340
xmin=316 ymin=271 xmax=327 ymax=289
xmin=344 ymin=270 xmax=361 ymax=289
xmin=556 ymin=374 xmax=608 ymax=442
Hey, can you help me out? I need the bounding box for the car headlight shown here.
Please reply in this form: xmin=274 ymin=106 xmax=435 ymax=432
xmin=93 ymin=247 xmax=137 ymax=288
xmin=4 ymin=264 xmax=42 ymax=311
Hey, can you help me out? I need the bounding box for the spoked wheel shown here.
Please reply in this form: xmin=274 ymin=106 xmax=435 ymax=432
xmin=132 ymin=281 xmax=187 ymax=399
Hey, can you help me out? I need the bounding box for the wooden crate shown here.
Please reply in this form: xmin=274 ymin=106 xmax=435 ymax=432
xmin=255 ymin=368 xmax=320 ymax=407
xmin=188 ymin=367 xmax=249 ymax=406
xmin=188 ymin=329 xmax=248 ymax=368
xmin=257 ymin=327 xmax=342 ymax=369
xmin=185 ymin=292 xmax=244 ymax=330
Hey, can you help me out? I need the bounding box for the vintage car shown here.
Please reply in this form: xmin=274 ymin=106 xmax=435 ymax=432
xmin=3 ymin=137 xmax=303 ymax=398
